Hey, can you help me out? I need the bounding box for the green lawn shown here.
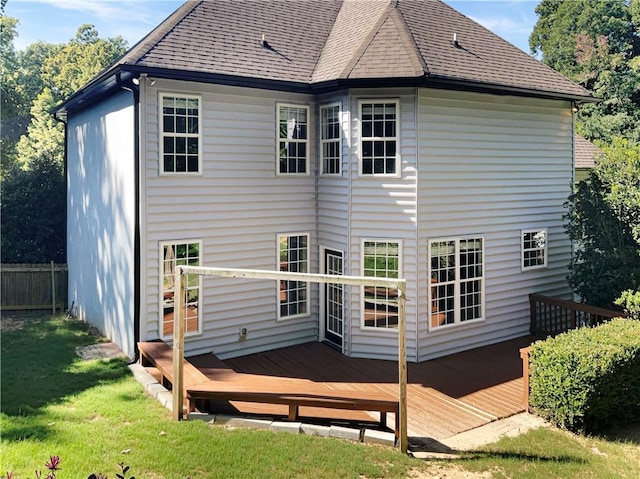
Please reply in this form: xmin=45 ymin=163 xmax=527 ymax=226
xmin=1 ymin=315 xmax=638 ymax=479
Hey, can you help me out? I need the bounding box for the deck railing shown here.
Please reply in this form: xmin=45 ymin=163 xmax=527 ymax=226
xmin=529 ymin=293 xmax=624 ymax=337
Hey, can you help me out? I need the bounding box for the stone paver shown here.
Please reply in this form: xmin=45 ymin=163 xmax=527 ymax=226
xmin=76 ymin=342 xmax=129 ymax=361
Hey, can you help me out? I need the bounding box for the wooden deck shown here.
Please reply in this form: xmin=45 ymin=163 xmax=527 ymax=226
xmin=182 ymin=336 xmax=532 ymax=441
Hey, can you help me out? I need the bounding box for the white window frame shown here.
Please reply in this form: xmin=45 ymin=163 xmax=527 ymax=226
xmin=159 ymin=93 xmax=202 ymax=175
xmin=320 ymin=102 xmax=342 ymax=176
xmin=160 ymin=240 xmax=203 ymax=339
xmin=358 ymin=99 xmax=400 ymax=177
xmin=521 ymin=229 xmax=548 ymax=271
xmin=276 ymin=103 xmax=310 ymax=175
xmin=360 ymin=239 xmax=402 ymax=330
xmin=428 ymin=237 xmax=485 ymax=330
xmin=277 ymin=232 xmax=310 ymax=320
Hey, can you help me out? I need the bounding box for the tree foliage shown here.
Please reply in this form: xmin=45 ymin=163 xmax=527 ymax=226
xmin=530 ymin=0 xmax=640 ymax=143
xmin=564 ymin=138 xmax=640 ymax=308
xmin=0 ymin=21 xmax=127 ymax=263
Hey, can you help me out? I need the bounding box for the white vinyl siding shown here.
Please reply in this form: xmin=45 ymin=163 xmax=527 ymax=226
xmin=277 ymin=104 xmax=309 ymax=175
xmin=416 ymin=89 xmax=574 ymax=361
xmin=142 ymin=80 xmax=318 ymax=359
xmin=67 ymin=91 xmax=136 ymax=358
xmin=159 ymin=93 xmax=201 ymax=174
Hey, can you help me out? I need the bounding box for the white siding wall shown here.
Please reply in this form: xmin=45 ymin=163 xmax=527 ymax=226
xmin=416 ymin=89 xmax=574 ymax=361
xmin=67 ymin=91 xmax=136 ymax=358
xmin=140 ymin=80 xmax=318 ymax=359
xmin=347 ymin=88 xmax=419 ymax=362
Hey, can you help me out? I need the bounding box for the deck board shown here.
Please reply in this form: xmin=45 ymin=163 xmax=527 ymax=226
xmin=142 ymin=336 xmax=531 ymax=441
xmin=206 ymin=336 xmax=531 ymax=440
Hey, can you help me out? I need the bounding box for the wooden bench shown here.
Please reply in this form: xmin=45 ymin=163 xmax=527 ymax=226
xmin=187 ymin=381 xmax=400 ymax=440
xmin=138 ymin=341 xmax=399 ymax=441
xmin=138 ymin=341 xmax=209 ymax=390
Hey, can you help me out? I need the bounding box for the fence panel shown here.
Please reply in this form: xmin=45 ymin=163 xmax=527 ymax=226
xmin=1 ymin=263 xmax=68 ymax=313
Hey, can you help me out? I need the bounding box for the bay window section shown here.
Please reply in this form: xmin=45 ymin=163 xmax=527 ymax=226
xmin=278 ymin=233 xmax=309 ymax=319
xmin=362 ymin=240 xmax=400 ymax=329
xmin=429 ymin=237 xmax=484 ymax=328
xmin=161 ymin=241 xmax=201 ymax=337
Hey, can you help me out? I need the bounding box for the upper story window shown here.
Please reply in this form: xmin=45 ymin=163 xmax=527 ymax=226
xmin=277 ymin=104 xmax=309 ymax=175
xmin=362 ymin=239 xmax=401 ymax=329
xmin=160 ymin=94 xmax=200 ymax=174
xmin=321 ymin=103 xmax=341 ymax=175
xmin=278 ymin=233 xmax=309 ymax=319
xmin=429 ymin=237 xmax=484 ymax=329
xmin=161 ymin=240 xmax=201 ymax=338
xmin=522 ymin=229 xmax=547 ymax=270
xmin=360 ymin=100 xmax=398 ymax=176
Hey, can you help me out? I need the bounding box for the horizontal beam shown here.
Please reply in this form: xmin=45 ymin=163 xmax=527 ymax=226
xmin=178 ymin=265 xmax=406 ymax=291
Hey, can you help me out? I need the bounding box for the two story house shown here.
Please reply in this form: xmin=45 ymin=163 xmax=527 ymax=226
xmin=55 ymin=0 xmax=594 ymax=361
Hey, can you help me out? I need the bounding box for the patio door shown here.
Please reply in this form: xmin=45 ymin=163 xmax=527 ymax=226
xmin=324 ymin=249 xmax=343 ymax=349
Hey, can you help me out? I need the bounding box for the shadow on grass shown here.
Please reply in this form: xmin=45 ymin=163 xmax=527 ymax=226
xmin=0 ymin=316 xmax=130 ymax=420
xmin=458 ymin=450 xmax=589 ymax=465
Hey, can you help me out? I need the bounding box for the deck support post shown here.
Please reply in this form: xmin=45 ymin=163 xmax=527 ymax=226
xmin=172 ymin=266 xmax=186 ymax=420
xmin=398 ymin=282 xmax=408 ymax=454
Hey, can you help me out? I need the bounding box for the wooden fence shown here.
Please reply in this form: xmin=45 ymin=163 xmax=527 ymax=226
xmin=1 ymin=263 xmax=68 ymax=314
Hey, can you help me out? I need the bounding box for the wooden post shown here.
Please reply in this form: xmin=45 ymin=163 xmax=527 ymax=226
xmin=172 ymin=267 xmax=185 ymax=420
xmin=51 ymin=261 xmax=56 ymax=316
xmin=398 ymin=281 xmax=408 ymax=454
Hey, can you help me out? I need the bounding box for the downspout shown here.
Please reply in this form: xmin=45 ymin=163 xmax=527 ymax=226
xmin=118 ymin=73 xmax=142 ymax=363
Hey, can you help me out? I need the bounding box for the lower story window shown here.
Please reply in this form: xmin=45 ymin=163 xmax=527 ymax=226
xmin=278 ymin=233 xmax=309 ymax=319
xmin=429 ymin=237 xmax=484 ymax=328
xmin=362 ymin=240 xmax=400 ymax=329
xmin=162 ymin=241 xmax=201 ymax=337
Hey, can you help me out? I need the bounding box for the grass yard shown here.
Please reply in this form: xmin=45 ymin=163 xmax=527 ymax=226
xmin=1 ymin=315 xmax=638 ymax=479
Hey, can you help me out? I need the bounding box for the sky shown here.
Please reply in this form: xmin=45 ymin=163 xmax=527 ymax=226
xmin=6 ymin=0 xmax=540 ymax=55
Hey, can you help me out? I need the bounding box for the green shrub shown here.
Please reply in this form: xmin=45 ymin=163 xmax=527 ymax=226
xmin=528 ymin=318 xmax=640 ymax=433
xmin=615 ymin=289 xmax=640 ymax=320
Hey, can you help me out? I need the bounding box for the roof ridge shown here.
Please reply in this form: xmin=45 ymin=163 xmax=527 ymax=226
xmin=339 ymin=0 xmax=394 ymax=79
xmin=119 ymin=0 xmax=202 ymax=66
xmin=390 ymin=3 xmax=428 ymax=76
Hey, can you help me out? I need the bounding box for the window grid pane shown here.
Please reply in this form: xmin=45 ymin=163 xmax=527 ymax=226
xmin=361 ymin=102 xmax=397 ymax=176
xmin=430 ymin=238 xmax=483 ymax=328
xmin=162 ymin=95 xmax=200 ymax=173
xmin=279 ymin=105 xmax=308 ymax=174
xmin=522 ymin=230 xmax=547 ymax=269
xmin=321 ymin=105 xmax=341 ymax=175
xmin=279 ymin=234 xmax=309 ymax=318
xmin=162 ymin=242 xmax=200 ymax=337
xmin=363 ymin=241 xmax=399 ymax=329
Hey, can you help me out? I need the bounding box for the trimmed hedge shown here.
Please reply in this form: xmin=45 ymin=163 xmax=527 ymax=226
xmin=529 ymin=318 xmax=640 ymax=433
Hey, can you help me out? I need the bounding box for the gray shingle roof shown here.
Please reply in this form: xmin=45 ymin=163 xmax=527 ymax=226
xmin=60 ymin=0 xmax=594 ymax=113
xmin=575 ymin=134 xmax=603 ymax=169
